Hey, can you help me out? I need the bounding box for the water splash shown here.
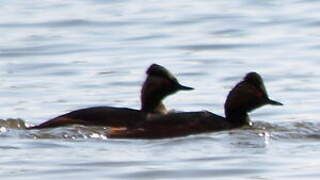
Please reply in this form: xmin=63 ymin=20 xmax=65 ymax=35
xmin=1 ymin=118 xmax=320 ymax=142
xmin=0 ymin=118 xmax=27 ymax=129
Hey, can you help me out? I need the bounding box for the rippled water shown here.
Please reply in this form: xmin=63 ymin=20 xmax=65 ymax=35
xmin=1 ymin=0 xmax=320 ymax=179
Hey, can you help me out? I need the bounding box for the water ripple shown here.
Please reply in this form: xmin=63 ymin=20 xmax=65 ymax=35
xmin=0 ymin=44 xmax=98 ymax=57
xmin=115 ymin=168 xmax=264 ymax=179
xmin=1 ymin=0 xmax=320 ymax=179
xmin=0 ymin=19 xmax=136 ymax=28
xmin=163 ymin=14 xmax=245 ymax=25
xmin=173 ymin=43 xmax=260 ymax=51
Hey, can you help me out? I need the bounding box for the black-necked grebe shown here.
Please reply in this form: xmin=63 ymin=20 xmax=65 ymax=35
xmin=28 ymin=64 xmax=193 ymax=129
xmin=108 ymin=72 xmax=283 ymax=139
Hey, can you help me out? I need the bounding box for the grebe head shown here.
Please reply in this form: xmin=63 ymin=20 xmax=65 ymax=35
xmin=141 ymin=64 xmax=193 ymax=113
xmin=224 ymin=72 xmax=282 ymax=123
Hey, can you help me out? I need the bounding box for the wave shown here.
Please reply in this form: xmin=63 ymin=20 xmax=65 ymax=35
xmin=1 ymin=119 xmax=320 ymax=141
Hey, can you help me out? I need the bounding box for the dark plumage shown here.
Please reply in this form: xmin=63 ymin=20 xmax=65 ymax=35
xmin=28 ymin=64 xmax=193 ymax=129
xmin=108 ymin=72 xmax=283 ymax=139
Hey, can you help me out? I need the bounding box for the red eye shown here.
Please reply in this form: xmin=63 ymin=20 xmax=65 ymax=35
xmin=256 ymin=91 xmax=263 ymax=97
xmin=163 ymin=79 xmax=171 ymax=86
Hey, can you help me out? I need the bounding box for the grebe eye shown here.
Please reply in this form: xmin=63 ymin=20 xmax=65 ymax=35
xmin=163 ymin=79 xmax=172 ymax=86
xmin=256 ymin=91 xmax=263 ymax=97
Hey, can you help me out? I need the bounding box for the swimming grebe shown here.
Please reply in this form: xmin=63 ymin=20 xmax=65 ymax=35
xmin=108 ymin=72 xmax=283 ymax=139
xmin=28 ymin=64 xmax=193 ymax=129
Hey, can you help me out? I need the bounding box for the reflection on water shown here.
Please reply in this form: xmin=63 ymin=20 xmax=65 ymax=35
xmin=2 ymin=0 xmax=320 ymax=179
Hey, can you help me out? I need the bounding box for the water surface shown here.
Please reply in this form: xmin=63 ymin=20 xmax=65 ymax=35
xmin=1 ymin=0 xmax=320 ymax=179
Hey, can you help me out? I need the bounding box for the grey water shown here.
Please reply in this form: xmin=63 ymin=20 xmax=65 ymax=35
xmin=1 ymin=0 xmax=320 ymax=179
